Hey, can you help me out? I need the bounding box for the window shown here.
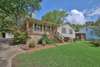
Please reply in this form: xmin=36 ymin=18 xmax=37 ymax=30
xmin=69 ymin=29 xmax=73 ymax=34
xmin=62 ymin=27 xmax=66 ymax=33
xmin=34 ymin=24 xmax=41 ymax=32
xmin=90 ymin=31 xmax=94 ymax=35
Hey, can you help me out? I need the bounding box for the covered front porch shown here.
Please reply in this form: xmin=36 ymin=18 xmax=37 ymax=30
xmin=26 ymin=18 xmax=58 ymax=35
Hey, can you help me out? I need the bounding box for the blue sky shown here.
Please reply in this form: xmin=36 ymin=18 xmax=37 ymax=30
xmin=35 ymin=0 xmax=100 ymax=23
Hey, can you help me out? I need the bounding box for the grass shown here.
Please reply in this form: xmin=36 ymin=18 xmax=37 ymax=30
xmin=13 ymin=41 xmax=100 ymax=67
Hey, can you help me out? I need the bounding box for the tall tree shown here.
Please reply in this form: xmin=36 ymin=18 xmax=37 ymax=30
xmin=69 ymin=24 xmax=84 ymax=32
xmin=0 ymin=0 xmax=42 ymax=37
xmin=42 ymin=10 xmax=67 ymax=25
xmin=0 ymin=0 xmax=42 ymax=36
xmin=93 ymin=19 xmax=100 ymax=36
xmin=0 ymin=0 xmax=41 ymax=26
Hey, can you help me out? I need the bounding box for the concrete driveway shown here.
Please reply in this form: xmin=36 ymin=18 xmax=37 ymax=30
xmin=0 ymin=44 xmax=18 ymax=67
xmin=0 ymin=38 xmax=21 ymax=67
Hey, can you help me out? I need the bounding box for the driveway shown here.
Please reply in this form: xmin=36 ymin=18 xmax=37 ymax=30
xmin=0 ymin=44 xmax=18 ymax=67
xmin=0 ymin=38 xmax=22 ymax=67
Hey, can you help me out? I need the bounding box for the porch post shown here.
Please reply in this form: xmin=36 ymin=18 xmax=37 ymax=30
xmin=41 ymin=24 xmax=44 ymax=32
xmin=26 ymin=21 xmax=30 ymax=33
xmin=32 ymin=23 xmax=35 ymax=31
xmin=34 ymin=23 xmax=37 ymax=31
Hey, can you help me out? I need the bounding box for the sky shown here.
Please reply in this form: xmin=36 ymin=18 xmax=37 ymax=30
xmin=34 ymin=0 xmax=100 ymax=24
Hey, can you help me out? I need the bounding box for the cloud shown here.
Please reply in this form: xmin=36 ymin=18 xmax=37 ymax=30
xmin=82 ymin=7 xmax=100 ymax=21
xmin=87 ymin=8 xmax=100 ymax=16
xmin=65 ymin=9 xmax=86 ymax=25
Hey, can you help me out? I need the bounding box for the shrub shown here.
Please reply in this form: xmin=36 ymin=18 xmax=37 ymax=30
xmin=13 ymin=32 xmax=28 ymax=45
xmin=91 ymin=40 xmax=100 ymax=47
xmin=46 ymin=39 xmax=56 ymax=44
xmin=39 ymin=34 xmax=56 ymax=46
xmin=28 ymin=39 xmax=36 ymax=48
xmin=38 ymin=34 xmax=47 ymax=46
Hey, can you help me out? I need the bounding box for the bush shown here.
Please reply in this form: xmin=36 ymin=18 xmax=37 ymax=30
xmin=91 ymin=40 xmax=100 ymax=47
xmin=28 ymin=39 xmax=36 ymax=48
xmin=13 ymin=32 xmax=28 ymax=45
xmin=38 ymin=34 xmax=48 ymax=46
xmin=39 ymin=34 xmax=56 ymax=46
xmin=46 ymin=39 xmax=56 ymax=44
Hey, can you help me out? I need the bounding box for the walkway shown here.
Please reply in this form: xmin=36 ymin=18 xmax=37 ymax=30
xmin=0 ymin=38 xmax=22 ymax=67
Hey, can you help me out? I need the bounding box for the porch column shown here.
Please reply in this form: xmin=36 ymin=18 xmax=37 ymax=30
xmin=32 ymin=23 xmax=35 ymax=31
xmin=43 ymin=24 xmax=46 ymax=32
xmin=26 ymin=21 xmax=30 ymax=33
xmin=49 ymin=25 xmax=52 ymax=32
xmin=40 ymin=24 xmax=43 ymax=32
xmin=52 ymin=25 xmax=54 ymax=33
xmin=34 ymin=24 xmax=37 ymax=31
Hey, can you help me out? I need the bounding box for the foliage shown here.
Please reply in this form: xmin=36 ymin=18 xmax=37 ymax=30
xmin=85 ymin=21 xmax=95 ymax=26
xmin=39 ymin=34 xmax=56 ymax=45
xmin=0 ymin=0 xmax=41 ymax=32
xmin=39 ymin=34 xmax=48 ymax=46
xmin=0 ymin=0 xmax=41 ymax=16
xmin=94 ymin=19 xmax=100 ymax=26
xmin=70 ymin=24 xmax=84 ymax=32
xmin=42 ymin=10 xmax=67 ymax=25
xmin=46 ymin=39 xmax=56 ymax=44
xmin=93 ymin=19 xmax=100 ymax=36
xmin=28 ymin=39 xmax=36 ymax=48
xmin=85 ymin=19 xmax=100 ymax=37
xmin=14 ymin=41 xmax=100 ymax=67
xmin=13 ymin=32 xmax=28 ymax=45
xmin=90 ymin=40 xmax=100 ymax=47
xmin=0 ymin=16 xmax=16 ymax=33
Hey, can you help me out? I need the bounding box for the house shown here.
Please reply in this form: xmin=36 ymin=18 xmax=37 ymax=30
xmin=0 ymin=32 xmax=14 ymax=39
xmin=25 ymin=18 xmax=58 ymax=42
xmin=79 ymin=27 xmax=100 ymax=40
xmin=56 ymin=24 xmax=75 ymax=41
xmin=5 ymin=32 xmax=14 ymax=38
xmin=25 ymin=18 xmax=75 ymax=42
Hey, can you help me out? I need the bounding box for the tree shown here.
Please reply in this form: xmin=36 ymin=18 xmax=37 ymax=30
xmin=42 ymin=10 xmax=67 ymax=25
xmin=93 ymin=19 xmax=100 ymax=36
xmin=85 ymin=21 xmax=95 ymax=26
xmin=0 ymin=0 xmax=42 ymax=37
xmin=0 ymin=0 xmax=41 ymax=26
xmin=0 ymin=16 xmax=17 ymax=38
xmin=70 ymin=24 xmax=84 ymax=32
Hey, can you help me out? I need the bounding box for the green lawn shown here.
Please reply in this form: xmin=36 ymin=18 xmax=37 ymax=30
xmin=13 ymin=41 xmax=100 ymax=67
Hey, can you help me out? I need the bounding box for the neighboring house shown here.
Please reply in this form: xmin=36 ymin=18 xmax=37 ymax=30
xmin=25 ymin=18 xmax=75 ymax=42
xmin=57 ymin=24 xmax=75 ymax=41
xmin=5 ymin=32 xmax=14 ymax=38
xmin=0 ymin=32 xmax=14 ymax=39
xmin=80 ymin=27 xmax=100 ymax=40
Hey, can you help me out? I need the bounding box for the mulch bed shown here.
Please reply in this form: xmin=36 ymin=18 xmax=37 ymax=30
xmin=27 ymin=45 xmax=55 ymax=52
